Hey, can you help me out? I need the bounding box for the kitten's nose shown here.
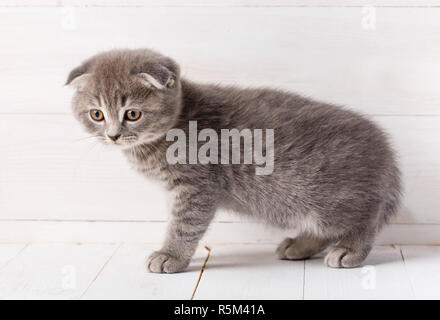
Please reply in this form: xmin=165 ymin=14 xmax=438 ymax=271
xmin=107 ymin=133 xmax=121 ymax=142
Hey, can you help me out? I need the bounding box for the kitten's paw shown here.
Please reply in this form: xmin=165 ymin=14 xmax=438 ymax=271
xmin=146 ymin=251 xmax=190 ymax=274
xmin=276 ymin=237 xmax=309 ymax=260
xmin=277 ymin=238 xmax=296 ymax=259
xmin=324 ymin=247 xmax=365 ymax=268
xmin=276 ymin=236 xmax=326 ymax=260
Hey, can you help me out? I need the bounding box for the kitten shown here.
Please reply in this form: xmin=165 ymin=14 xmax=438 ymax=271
xmin=67 ymin=49 xmax=401 ymax=273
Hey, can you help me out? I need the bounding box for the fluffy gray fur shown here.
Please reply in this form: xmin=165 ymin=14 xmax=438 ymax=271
xmin=67 ymin=49 xmax=401 ymax=273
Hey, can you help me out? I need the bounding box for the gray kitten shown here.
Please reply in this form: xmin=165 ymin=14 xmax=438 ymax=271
xmin=67 ymin=49 xmax=401 ymax=273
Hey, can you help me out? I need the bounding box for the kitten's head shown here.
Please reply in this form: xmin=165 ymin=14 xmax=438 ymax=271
xmin=67 ymin=49 xmax=181 ymax=148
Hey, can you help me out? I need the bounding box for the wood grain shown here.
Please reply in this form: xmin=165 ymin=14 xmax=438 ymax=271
xmin=0 ymin=243 xmax=117 ymax=299
xmin=400 ymin=246 xmax=440 ymax=299
xmin=304 ymin=246 xmax=414 ymax=299
xmin=194 ymin=244 xmax=304 ymax=300
xmin=1 ymin=115 xmax=439 ymax=223
xmin=0 ymin=7 xmax=439 ymax=115
xmin=82 ymin=243 xmax=206 ymax=299
xmin=1 ymin=220 xmax=440 ymax=244
xmin=1 ymin=4 xmax=438 ymax=243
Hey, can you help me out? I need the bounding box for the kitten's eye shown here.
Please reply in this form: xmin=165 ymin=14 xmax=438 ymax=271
xmin=125 ymin=109 xmax=141 ymax=121
xmin=90 ymin=109 xmax=104 ymax=121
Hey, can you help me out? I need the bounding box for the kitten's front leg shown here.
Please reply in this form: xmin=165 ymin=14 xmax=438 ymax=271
xmin=147 ymin=189 xmax=216 ymax=273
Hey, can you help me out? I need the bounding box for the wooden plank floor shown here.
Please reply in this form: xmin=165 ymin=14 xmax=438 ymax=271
xmin=0 ymin=243 xmax=438 ymax=299
xmin=304 ymin=246 xmax=414 ymax=299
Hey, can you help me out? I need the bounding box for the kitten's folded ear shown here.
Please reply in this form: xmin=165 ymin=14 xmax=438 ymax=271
xmin=134 ymin=58 xmax=179 ymax=90
xmin=65 ymin=64 xmax=91 ymax=90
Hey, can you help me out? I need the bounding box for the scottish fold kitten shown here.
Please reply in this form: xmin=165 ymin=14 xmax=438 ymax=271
xmin=67 ymin=49 xmax=401 ymax=273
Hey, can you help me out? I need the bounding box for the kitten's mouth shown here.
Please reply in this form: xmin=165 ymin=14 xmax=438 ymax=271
xmin=103 ymin=136 xmax=138 ymax=147
xmin=101 ymin=133 xmax=161 ymax=148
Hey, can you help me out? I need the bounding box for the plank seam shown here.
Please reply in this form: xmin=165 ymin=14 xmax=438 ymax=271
xmin=1 ymin=5 xmax=440 ymax=8
xmin=398 ymin=246 xmax=416 ymax=298
xmin=1 ymin=219 xmax=440 ymax=226
xmin=79 ymin=243 xmax=121 ymax=299
xmin=0 ymin=243 xmax=29 ymax=271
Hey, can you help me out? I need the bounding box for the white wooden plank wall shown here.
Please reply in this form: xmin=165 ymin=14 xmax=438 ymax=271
xmin=0 ymin=1 xmax=439 ymax=243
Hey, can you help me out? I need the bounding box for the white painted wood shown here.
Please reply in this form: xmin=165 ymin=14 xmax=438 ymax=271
xmin=0 ymin=220 xmax=294 ymax=244
xmin=0 ymin=243 xmax=117 ymax=299
xmin=82 ymin=243 xmax=206 ymax=299
xmin=0 ymin=114 xmax=172 ymax=221
xmin=1 ymin=1 xmax=439 ymax=7
xmin=375 ymin=117 xmax=440 ymax=224
xmin=1 ymin=221 xmax=440 ymax=245
xmin=0 ymin=221 xmax=167 ymax=244
xmin=376 ymin=224 xmax=440 ymax=245
xmin=304 ymin=246 xmax=414 ymax=299
xmin=0 ymin=7 xmax=439 ymax=115
xmin=0 ymin=244 xmax=27 ymax=269
xmin=1 ymin=115 xmax=439 ymax=224
xmin=0 ymin=4 xmax=439 ymax=244
xmin=400 ymin=246 xmax=440 ymax=299
xmin=195 ymin=244 xmax=304 ymax=299
xmin=0 ymin=244 xmax=437 ymax=299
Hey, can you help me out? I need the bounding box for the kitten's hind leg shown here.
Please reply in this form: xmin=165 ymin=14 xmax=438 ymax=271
xmin=276 ymin=234 xmax=331 ymax=260
xmin=324 ymin=228 xmax=376 ymax=268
